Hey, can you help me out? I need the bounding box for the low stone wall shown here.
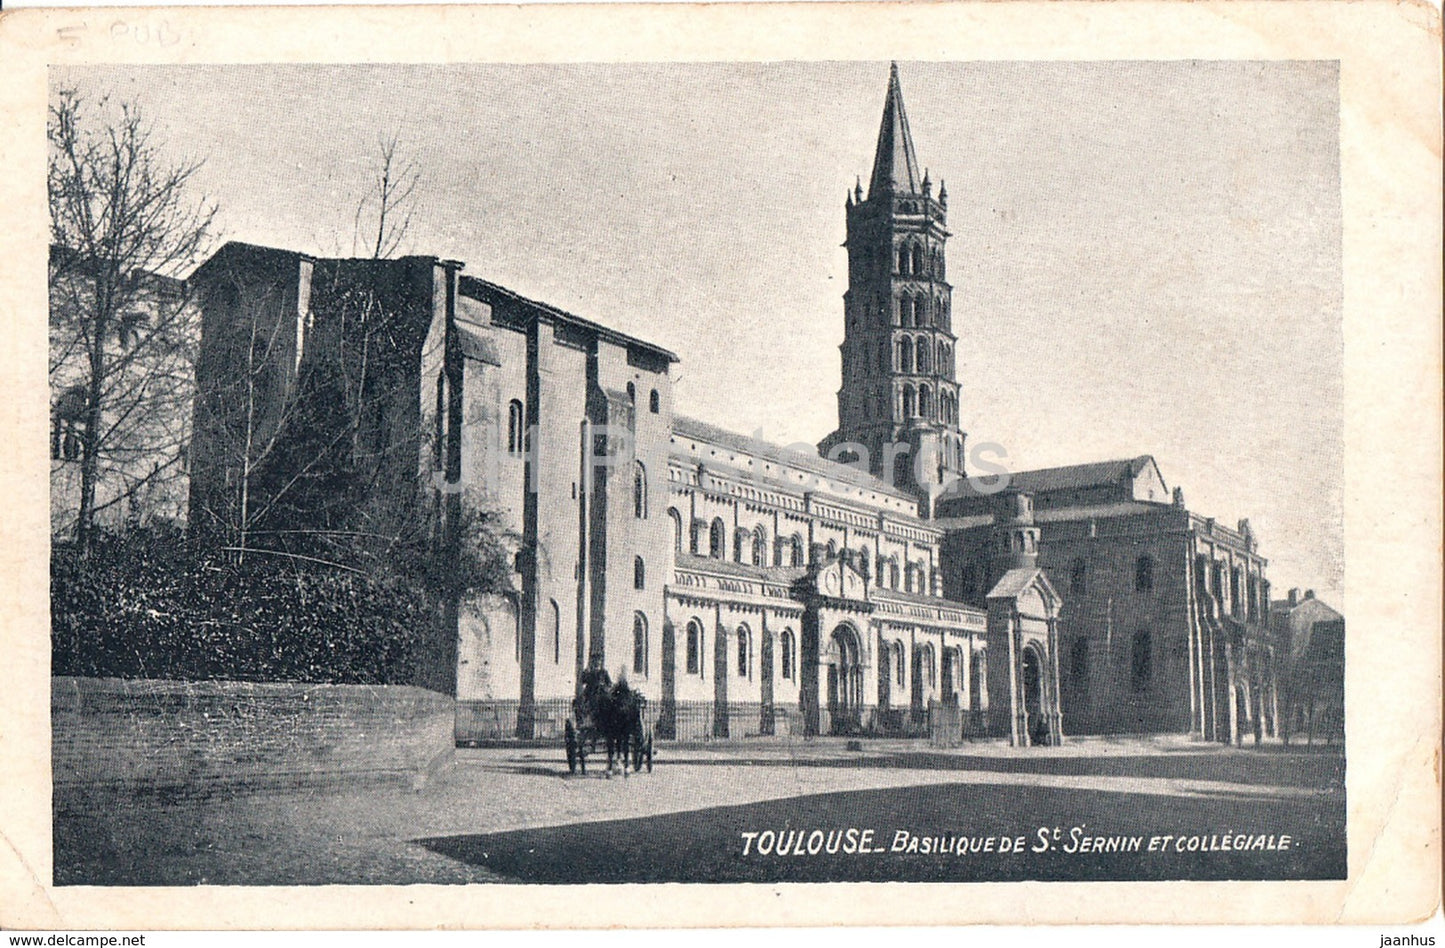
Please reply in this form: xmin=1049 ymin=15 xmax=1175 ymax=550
xmin=52 ymin=677 xmax=455 ymax=793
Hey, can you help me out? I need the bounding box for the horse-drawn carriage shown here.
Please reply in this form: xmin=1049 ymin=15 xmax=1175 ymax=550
xmin=564 ymin=667 xmax=654 ymax=776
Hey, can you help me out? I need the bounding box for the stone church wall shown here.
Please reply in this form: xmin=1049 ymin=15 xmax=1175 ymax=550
xmin=1036 ymin=515 xmax=1194 ymax=735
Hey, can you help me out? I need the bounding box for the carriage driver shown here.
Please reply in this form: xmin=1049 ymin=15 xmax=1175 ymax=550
xmin=579 ymin=655 xmax=612 ymax=715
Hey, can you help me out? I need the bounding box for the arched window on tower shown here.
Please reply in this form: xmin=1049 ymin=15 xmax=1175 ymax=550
xmin=1131 ymin=630 xmax=1152 ymax=692
xmin=507 ymin=400 xmax=525 ymax=456
xmin=551 ymin=599 xmax=561 ymax=664
xmin=1070 ymin=637 xmax=1089 ymax=695
xmin=668 ymin=508 xmax=683 ymax=553
xmin=649 ymin=389 xmax=660 ymax=414
xmin=632 ymin=612 xmax=648 ymax=676
xmin=917 ymin=340 xmax=931 ymax=373
xmin=901 ymin=297 xmax=915 ymax=328
xmin=632 ymin=461 xmax=647 ymax=519
xmin=893 ymin=450 xmax=911 ymax=487
xmin=919 ymin=384 xmax=933 ymax=419
xmin=752 ymin=528 xmax=767 ymax=567
xmin=913 ymin=297 xmax=927 ymax=327
xmin=911 ymin=244 xmax=924 ymax=277
xmin=791 ymin=534 xmax=805 ymax=567
xmin=709 ymin=518 xmax=726 ymax=559
xmin=1135 ymin=555 xmax=1154 ymax=592
xmin=897 ymin=245 xmax=910 ymax=275
xmin=898 ymin=336 xmax=913 ymax=373
xmin=902 ymin=384 xmax=916 ymax=417
xmin=937 ymin=341 xmax=947 ymax=375
xmin=686 ymin=619 xmax=704 ymax=675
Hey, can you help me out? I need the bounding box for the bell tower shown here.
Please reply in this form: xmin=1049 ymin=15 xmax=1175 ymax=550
xmin=820 ymin=63 xmax=965 ymax=516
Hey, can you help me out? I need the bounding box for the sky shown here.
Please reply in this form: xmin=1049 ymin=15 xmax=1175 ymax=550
xmin=53 ymin=61 xmax=1343 ymax=603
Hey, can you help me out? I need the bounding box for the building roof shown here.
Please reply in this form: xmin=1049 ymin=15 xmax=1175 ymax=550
xmin=935 ymin=455 xmax=1164 ymax=511
xmin=187 ymin=240 xmax=317 ymax=284
xmin=1007 ymin=456 xmax=1159 ymax=494
xmin=928 ymin=514 xmax=997 ymax=531
xmin=1270 ymin=594 xmax=1343 ymax=624
xmin=672 ymin=415 xmax=914 ymax=503
xmin=868 ymin=63 xmax=923 ymax=198
xmin=871 ymin=586 xmax=977 ymax=611
xmin=461 ymin=275 xmax=678 ymax=364
xmin=986 ymin=566 xmax=1060 ymax=605
xmin=188 ymin=243 xmax=679 ymax=365
xmin=50 ymin=244 xmax=188 ymax=296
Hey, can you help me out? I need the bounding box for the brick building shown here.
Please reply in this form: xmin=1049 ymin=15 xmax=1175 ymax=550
xmin=1270 ymin=589 xmax=1344 ymax=744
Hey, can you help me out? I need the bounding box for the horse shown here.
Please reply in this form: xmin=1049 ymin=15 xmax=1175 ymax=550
xmin=596 ymin=678 xmax=647 ymax=776
xmin=567 ymin=674 xmax=651 ymax=776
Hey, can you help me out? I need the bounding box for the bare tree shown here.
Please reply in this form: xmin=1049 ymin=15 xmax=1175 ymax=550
xmin=351 ymin=132 xmax=423 ymax=261
xmin=338 ymin=134 xmax=427 ymax=456
xmin=48 ymin=89 xmax=217 ymax=553
xmin=189 ymin=135 xmax=429 ymax=565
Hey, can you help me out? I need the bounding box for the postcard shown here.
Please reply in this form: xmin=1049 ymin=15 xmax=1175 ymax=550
xmin=0 ymin=0 xmax=1439 ymax=930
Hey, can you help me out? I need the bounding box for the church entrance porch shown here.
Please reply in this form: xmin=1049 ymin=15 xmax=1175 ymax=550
xmin=1023 ymin=644 xmax=1048 ymax=747
xmin=984 ymin=566 xmax=1064 ymax=748
xmin=824 ymin=624 xmax=865 ymax=735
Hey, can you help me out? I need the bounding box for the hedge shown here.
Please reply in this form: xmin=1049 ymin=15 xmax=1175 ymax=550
xmin=51 ymin=525 xmax=445 ymax=685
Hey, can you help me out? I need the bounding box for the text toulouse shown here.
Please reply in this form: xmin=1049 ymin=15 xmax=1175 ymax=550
xmin=738 ymin=828 xmax=1294 ymax=857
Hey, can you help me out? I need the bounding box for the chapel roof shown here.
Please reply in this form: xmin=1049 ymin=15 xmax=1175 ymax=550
xmin=671 ymin=415 xmax=914 ymax=504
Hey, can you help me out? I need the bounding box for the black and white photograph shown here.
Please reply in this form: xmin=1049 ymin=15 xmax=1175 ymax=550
xmin=1 ymin=0 xmax=1440 ymax=931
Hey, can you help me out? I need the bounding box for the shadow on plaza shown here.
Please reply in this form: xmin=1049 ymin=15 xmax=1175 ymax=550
xmin=414 ymin=779 xmax=1347 ymax=884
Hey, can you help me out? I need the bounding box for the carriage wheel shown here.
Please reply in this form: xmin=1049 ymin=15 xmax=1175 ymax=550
xmin=565 ymin=721 xmax=578 ymax=774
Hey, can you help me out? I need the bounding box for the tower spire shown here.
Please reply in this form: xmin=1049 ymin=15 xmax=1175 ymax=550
xmin=821 ymin=61 xmax=965 ymax=514
xmin=868 ymin=62 xmax=923 ymax=198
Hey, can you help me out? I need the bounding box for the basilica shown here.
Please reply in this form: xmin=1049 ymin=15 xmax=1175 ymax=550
xmin=187 ymin=66 xmax=1279 ymax=748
